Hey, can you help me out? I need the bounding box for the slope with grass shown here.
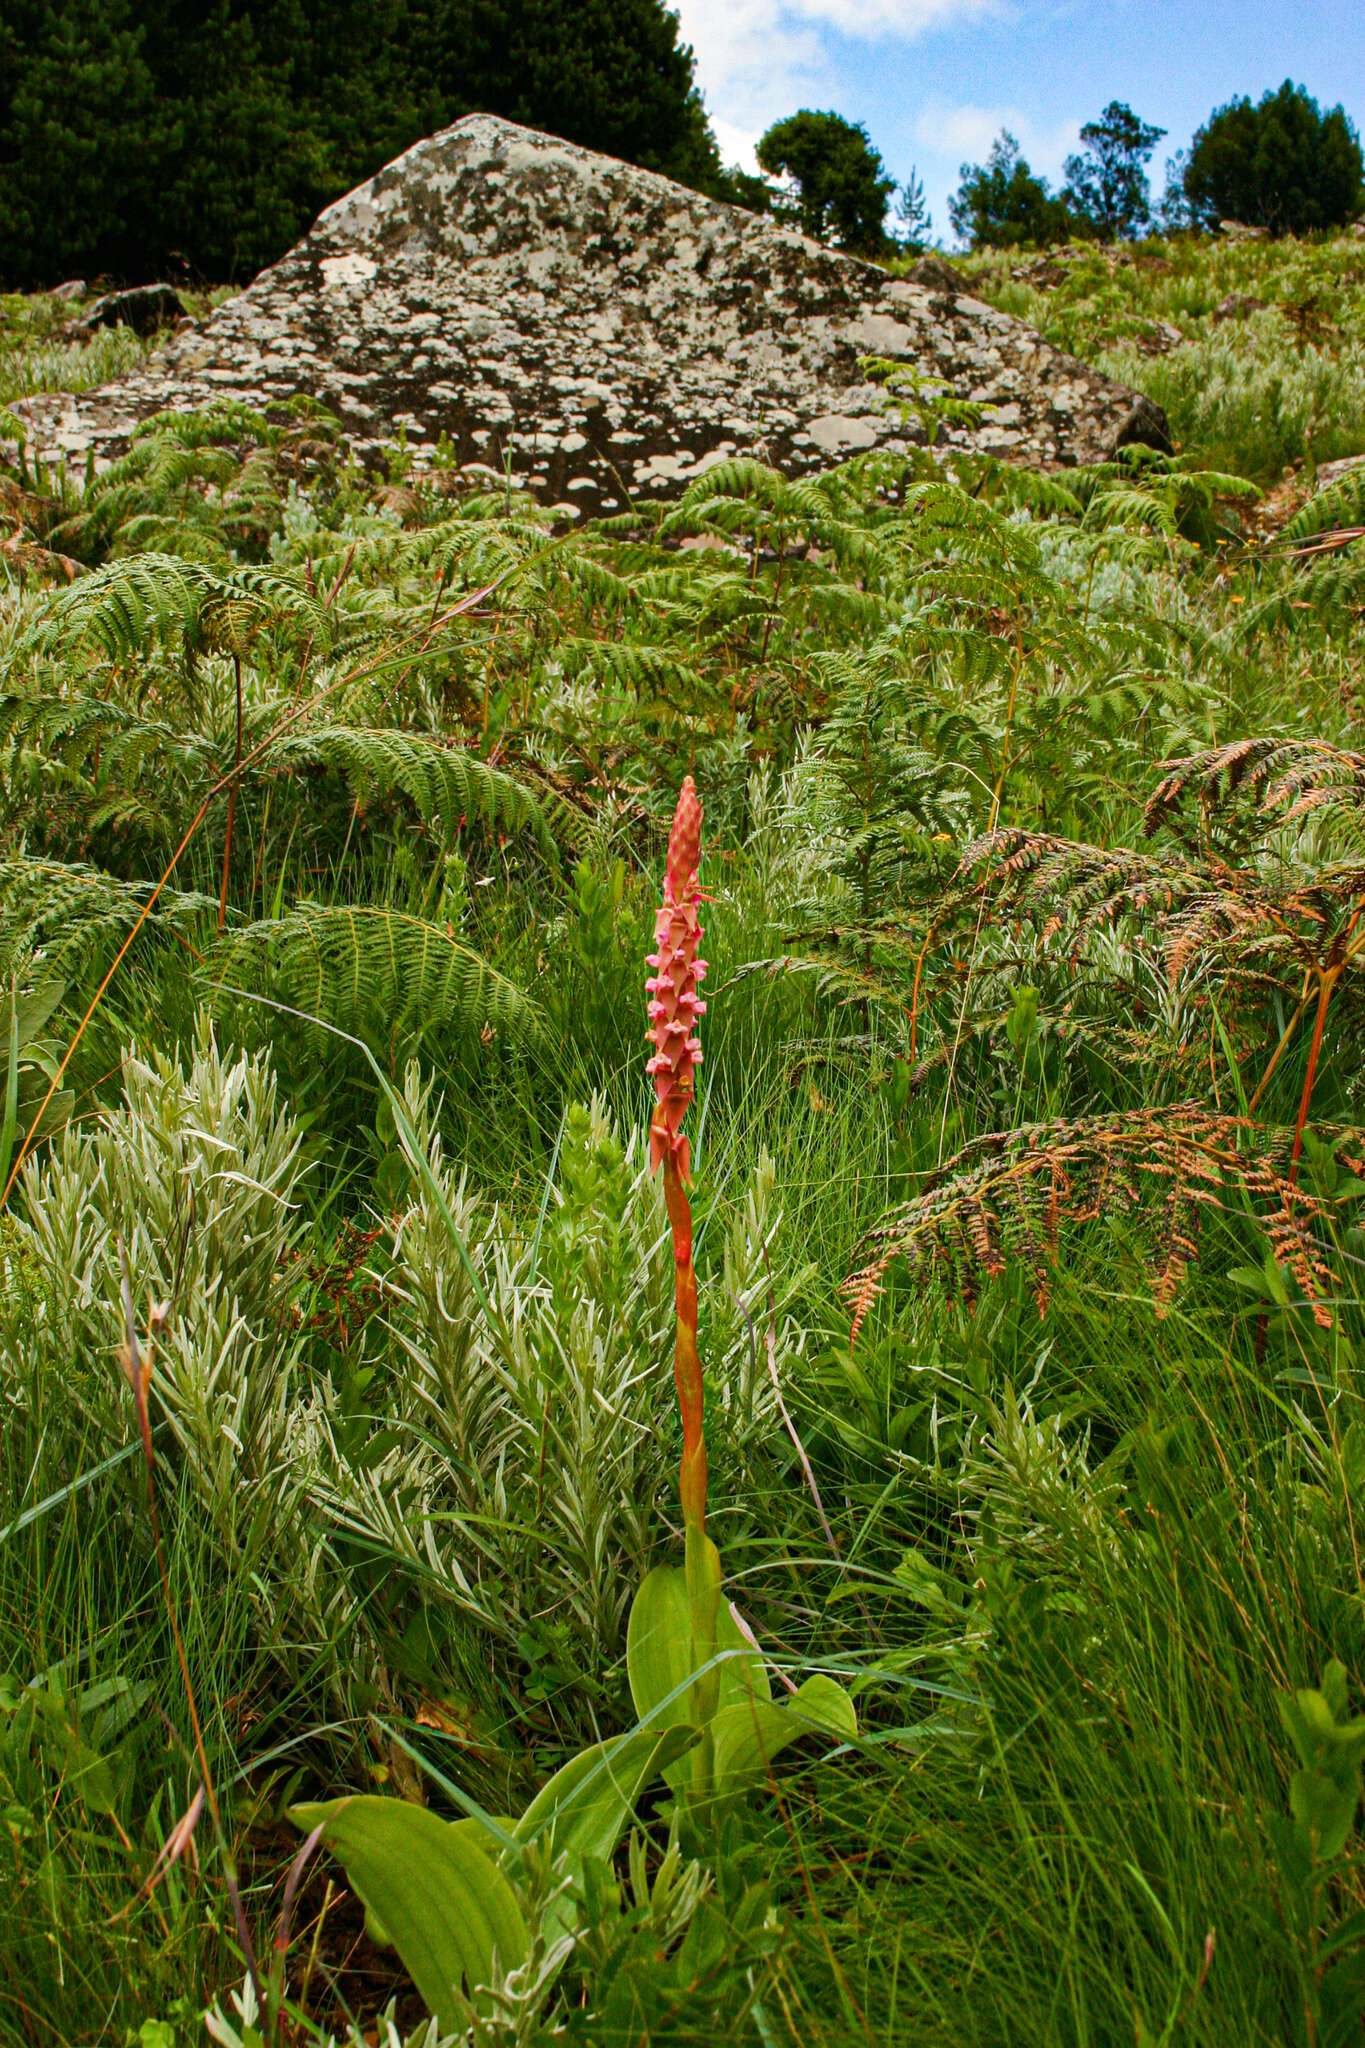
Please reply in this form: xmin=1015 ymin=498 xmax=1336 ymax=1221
xmin=1 ymin=230 xmax=1365 ymax=2048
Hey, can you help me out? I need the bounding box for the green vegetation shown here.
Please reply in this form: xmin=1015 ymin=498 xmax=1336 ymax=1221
xmin=754 ymin=112 xmax=896 ymax=257
xmin=948 ymin=131 xmax=1077 ymax=252
xmin=966 ymin=232 xmax=1365 ymax=484
xmin=952 ymin=84 xmax=1362 ymax=251
xmin=1062 ymin=102 xmax=1167 ymax=243
xmin=1177 ymin=81 xmax=1365 ymax=238
xmin=3 ymin=232 xmax=1365 ymax=2045
xmin=0 ymin=0 xmax=722 ymax=288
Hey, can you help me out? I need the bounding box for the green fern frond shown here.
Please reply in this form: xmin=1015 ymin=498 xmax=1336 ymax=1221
xmin=0 ymin=857 xmax=216 ymax=982
xmin=23 ymin=554 xmax=216 ymax=660
xmin=17 ymin=555 xmax=326 ymax=667
xmin=553 ymin=638 xmax=713 ymax=700
xmin=265 ymin=727 xmax=559 ymax=857
xmin=1283 ymin=463 xmax=1365 ymax=544
xmin=220 ymin=905 xmax=542 ymax=1047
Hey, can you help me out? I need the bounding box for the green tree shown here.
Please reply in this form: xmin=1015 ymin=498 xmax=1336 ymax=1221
xmin=0 ymin=0 xmax=725 ymax=287
xmin=893 ymin=168 xmax=932 ymax=253
xmin=948 ymin=132 xmax=1075 ymax=249
xmin=1063 ymin=101 xmax=1165 ymax=241
xmin=755 ymin=110 xmax=895 ymax=256
xmin=0 ymin=0 xmax=173 ymax=284
xmin=1182 ymin=81 xmax=1364 ymax=236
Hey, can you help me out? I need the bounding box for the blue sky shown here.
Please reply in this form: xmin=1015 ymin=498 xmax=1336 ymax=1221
xmin=671 ymin=0 xmax=1365 ymax=243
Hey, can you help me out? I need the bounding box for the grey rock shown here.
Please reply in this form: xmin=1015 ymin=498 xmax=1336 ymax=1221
xmin=1133 ymin=319 xmax=1184 ymax=356
xmin=12 ymin=116 xmax=1168 ymax=507
xmin=1114 ymin=394 xmax=1173 ymax=457
xmin=908 ymin=254 xmax=967 ymax=295
xmin=68 ymin=283 xmax=185 ymax=339
xmin=1212 ymin=291 xmax=1267 ymax=322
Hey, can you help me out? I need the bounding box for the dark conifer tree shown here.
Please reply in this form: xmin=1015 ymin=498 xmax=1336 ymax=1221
xmin=1182 ymin=82 xmax=1364 ymax=237
xmin=0 ymin=0 xmax=724 ymax=286
xmin=1063 ymin=102 xmax=1165 ymax=242
xmin=948 ymin=133 xmax=1074 ymax=250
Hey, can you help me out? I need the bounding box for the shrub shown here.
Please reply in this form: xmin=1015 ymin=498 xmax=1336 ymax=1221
xmin=1183 ymin=80 xmax=1365 ymax=236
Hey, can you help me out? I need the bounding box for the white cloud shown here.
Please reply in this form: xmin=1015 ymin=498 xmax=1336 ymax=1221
xmin=672 ymin=0 xmax=822 ymax=140
xmin=670 ymin=0 xmax=1078 ymax=241
xmin=911 ymin=101 xmax=1081 ymax=176
xmin=784 ymin=0 xmax=1003 ymax=27
xmin=672 ymin=0 xmax=1012 ymax=166
xmin=710 ymin=117 xmax=766 ymax=175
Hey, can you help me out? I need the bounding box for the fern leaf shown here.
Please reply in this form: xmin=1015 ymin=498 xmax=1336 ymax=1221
xmin=845 ymin=1106 xmax=1355 ymax=1334
xmin=265 ymin=727 xmax=559 ymax=857
xmin=1284 ymin=463 xmax=1365 ymax=544
xmin=221 ymin=905 xmax=542 ymax=1047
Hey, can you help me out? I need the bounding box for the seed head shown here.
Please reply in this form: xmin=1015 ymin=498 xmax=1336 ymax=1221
xmin=646 ymin=777 xmax=706 ymax=1178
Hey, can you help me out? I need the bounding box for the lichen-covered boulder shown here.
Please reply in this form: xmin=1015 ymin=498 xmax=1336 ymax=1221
xmin=14 ymin=114 xmax=1167 ymax=510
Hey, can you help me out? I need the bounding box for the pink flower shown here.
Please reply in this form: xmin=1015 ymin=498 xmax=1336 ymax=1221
xmin=646 ymin=777 xmax=707 ymax=1181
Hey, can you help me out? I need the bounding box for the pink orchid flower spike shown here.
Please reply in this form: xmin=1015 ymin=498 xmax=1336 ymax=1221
xmin=646 ymin=776 xmax=709 ymax=1535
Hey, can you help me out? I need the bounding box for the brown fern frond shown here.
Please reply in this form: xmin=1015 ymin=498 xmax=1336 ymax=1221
xmin=844 ymin=1107 xmax=1353 ymax=1333
xmin=961 ymin=829 xmax=1205 ymax=921
xmin=1145 ymin=738 xmax=1365 ymax=836
xmin=961 ymin=828 xmax=1365 ymax=991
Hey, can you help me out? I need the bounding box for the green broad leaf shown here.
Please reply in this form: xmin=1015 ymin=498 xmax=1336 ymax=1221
xmin=626 ymin=1565 xmax=697 ymax=1727
xmin=627 ymin=1567 xmax=767 ymax=1728
xmin=1290 ymin=1765 xmax=1362 ymax=1863
xmin=1261 ymin=1252 xmax=1291 ymax=1305
xmin=710 ymin=1674 xmax=858 ymax=1811
xmin=291 ymin=1795 xmax=527 ymax=2032
xmin=511 ymin=1723 xmax=698 ymax=1937
xmin=714 ymin=1601 xmax=772 ymax=1716
xmin=513 ymin=1723 xmax=697 ymax=1869
xmin=13 ymin=1077 xmax=73 ymax=1145
xmin=64 ymin=1738 xmax=118 ymax=1816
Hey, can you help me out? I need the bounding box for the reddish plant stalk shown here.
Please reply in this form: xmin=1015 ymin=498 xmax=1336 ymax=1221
xmin=646 ymin=777 xmax=722 ymax=1731
xmin=661 ymin=1152 xmax=707 ymax=1532
xmin=646 ymin=776 xmax=709 ymax=1536
xmin=1290 ymin=967 xmax=1338 ymax=1181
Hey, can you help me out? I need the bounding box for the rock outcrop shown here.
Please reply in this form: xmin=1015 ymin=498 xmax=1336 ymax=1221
xmin=67 ymin=284 xmax=186 ymax=340
xmin=14 ymin=115 xmax=1168 ymax=512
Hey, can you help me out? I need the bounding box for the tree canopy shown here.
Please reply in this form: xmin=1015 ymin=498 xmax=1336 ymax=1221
xmin=949 ymin=133 xmax=1074 ymax=250
xmin=1063 ymin=102 xmax=1165 ymax=241
xmin=1181 ymin=81 xmax=1364 ymax=236
xmin=0 ymin=0 xmax=724 ymax=287
xmin=755 ymin=110 xmax=894 ymax=256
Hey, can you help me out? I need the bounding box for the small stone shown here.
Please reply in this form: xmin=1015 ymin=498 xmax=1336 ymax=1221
xmin=1134 ymin=319 xmax=1185 ymax=356
xmin=909 ymin=255 xmax=967 ymax=295
xmin=1212 ymin=291 xmax=1267 ymax=322
xmin=67 ymin=283 xmax=184 ymax=339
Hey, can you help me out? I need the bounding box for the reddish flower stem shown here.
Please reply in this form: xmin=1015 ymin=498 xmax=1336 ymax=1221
xmin=661 ymin=1144 xmax=707 ymax=1535
xmin=646 ymin=779 xmax=722 ymax=1736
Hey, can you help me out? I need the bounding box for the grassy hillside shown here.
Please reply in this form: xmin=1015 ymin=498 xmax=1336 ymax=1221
xmin=2 ymin=233 xmax=1365 ymax=2047
xmin=963 ymin=230 xmax=1365 ymax=483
